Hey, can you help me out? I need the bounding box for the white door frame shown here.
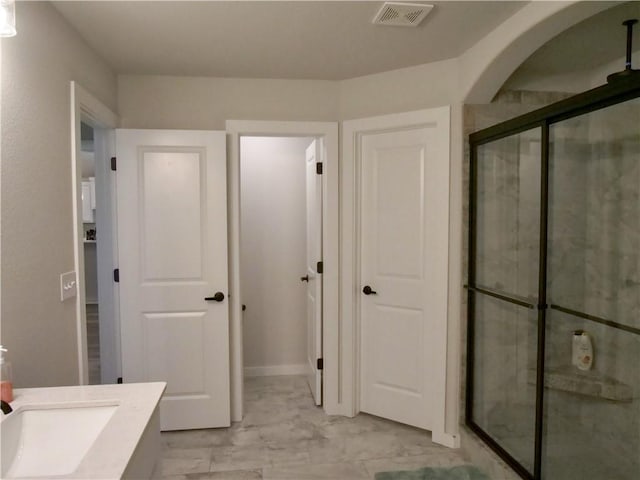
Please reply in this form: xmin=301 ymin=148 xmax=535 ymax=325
xmin=70 ymin=82 xmax=119 ymax=385
xmin=341 ymin=108 xmax=458 ymax=447
xmin=226 ymin=120 xmax=339 ymax=420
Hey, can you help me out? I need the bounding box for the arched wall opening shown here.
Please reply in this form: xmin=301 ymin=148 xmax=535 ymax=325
xmin=460 ymin=1 xmax=618 ymax=104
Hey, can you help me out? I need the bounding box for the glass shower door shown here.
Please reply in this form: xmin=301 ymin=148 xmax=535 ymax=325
xmin=470 ymin=128 xmax=542 ymax=476
xmin=544 ymin=98 xmax=640 ymax=479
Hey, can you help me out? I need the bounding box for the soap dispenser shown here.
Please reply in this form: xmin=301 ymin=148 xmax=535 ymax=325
xmin=0 ymin=346 xmax=13 ymax=402
xmin=572 ymin=331 xmax=593 ymax=371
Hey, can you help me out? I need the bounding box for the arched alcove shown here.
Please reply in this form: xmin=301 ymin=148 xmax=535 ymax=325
xmin=460 ymin=1 xmax=618 ymax=104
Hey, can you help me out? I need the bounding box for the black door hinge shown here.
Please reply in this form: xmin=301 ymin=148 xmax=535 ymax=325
xmin=113 ymin=268 xmax=120 ymax=283
xmin=316 ymin=162 xmax=323 ymax=175
xmin=110 ymin=157 xmax=117 ymax=171
xmin=317 ymin=358 xmax=323 ymax=370
xmin=117 ymin=377 xmax=123 ymax=384
xmin=316 ymin=261 xmax=323 ymax=274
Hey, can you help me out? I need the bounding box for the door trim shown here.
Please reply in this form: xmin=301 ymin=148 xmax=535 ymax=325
xmin=70 ymin=82 xmax=118 ymax=385
xmin=226 ymin=120 xmax=340 ymax=420
xmin=342 ymin=108 xmax=458 ymax=447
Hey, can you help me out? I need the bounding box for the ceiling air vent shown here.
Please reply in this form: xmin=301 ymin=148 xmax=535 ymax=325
xmin=373 ymin=2 xmax=434 ymax=27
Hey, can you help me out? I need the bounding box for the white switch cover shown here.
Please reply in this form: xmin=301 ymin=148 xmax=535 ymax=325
xmin=60 ymin=271 xmax=77 ymax=301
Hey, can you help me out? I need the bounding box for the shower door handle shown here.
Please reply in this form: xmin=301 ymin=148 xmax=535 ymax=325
xmin=300 ymin=275 xmax=310 ymax=282
xmin=205 ymin=292 xmax=225 ymax=302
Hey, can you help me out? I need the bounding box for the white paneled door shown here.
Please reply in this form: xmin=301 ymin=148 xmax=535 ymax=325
xmin=359 ymin=115 xmax=450 ymax=431
xmin=305 ymin=139 xmax=323 ymax=405
xmin=116 ymin=129 xmax=230 ymax=431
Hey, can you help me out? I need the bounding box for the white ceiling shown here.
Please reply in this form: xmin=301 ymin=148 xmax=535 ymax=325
xmin=52 ymin=1 xmax=526 ymax=80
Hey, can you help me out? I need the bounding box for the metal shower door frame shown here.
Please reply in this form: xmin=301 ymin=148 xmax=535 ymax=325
xmin=466 ymin=75 xmax=640 ymax=480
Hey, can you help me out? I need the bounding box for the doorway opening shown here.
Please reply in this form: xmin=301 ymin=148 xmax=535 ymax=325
xmin=239 ymin=136 xmax=323 ymax=406
xmin=76 ymin=119 xmax=119 ymax=386
xmin=71 ymin=82 xmax=119 ymax=386
xmin=79 ymin=122 xmax=100 ymax=383
xmin=227 ymin=120 xmax=338 ymax=422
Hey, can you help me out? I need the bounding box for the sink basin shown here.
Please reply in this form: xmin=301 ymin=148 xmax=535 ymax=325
xmin=0 ymin=402 xmax=118 ymax=478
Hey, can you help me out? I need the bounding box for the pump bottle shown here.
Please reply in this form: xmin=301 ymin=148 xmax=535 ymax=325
xmin=572 ymin=331 xmax=593 ymax=371
xmin=0 ymin=346 xmax=13 ymax=402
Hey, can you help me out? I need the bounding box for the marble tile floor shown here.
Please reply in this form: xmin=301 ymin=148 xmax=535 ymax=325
xmin=161 ymin=375 xmax=469 ymax=479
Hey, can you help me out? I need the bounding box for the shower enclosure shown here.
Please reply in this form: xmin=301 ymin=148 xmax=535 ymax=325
xmin=466 ymin=76 xmax=640 ymax=479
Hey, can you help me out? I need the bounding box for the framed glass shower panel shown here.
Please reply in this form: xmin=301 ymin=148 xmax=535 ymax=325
xmin=475 ymin=128 xmax=542 ymax=302
xmin=542 ymin=310 xmax=640 ymax=479
xmin=468 ymin=75 xmax=640 ymax=480
xmin=543 ymin=97 xmax=640 ymax=480
xmin=469 ymin=127 xmax=543 ymax=478
xmin=548 ymin=98 xmax=640 ymax=332
xmin=472 ymin=294 xmax=538 ymax=474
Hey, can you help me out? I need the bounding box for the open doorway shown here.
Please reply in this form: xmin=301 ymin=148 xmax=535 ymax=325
xmin=71 ymin=82 xmax=119 ymax=386
xmin=226 ymin=120 xmax=338 ymax=422
xmin=239 ymin=136 xmax=323 ymax=405
xmin=76 ymin=119 xmax=119 ymax=386
xmin=79 ymin=122 xmax=100 ymax=383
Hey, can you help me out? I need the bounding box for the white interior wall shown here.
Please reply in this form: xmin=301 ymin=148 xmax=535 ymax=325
xmin=502 ymin=68 xmax=593 ymax=94
xmin=502 ymin=49 xmax=640 ymax=94
xmin=118 ymin=75 xmax=339 ymax=130
xmin=240 ymin=136 xmax=312 ymax=373
xmin=117 ymin=60 xmax=460 ymax=128
xmin=496 ymin=46 xmax=640 ymax=99
xmin=338 ymin=58 xmax=459 ymax=119
xmin=1 ymin=2 xmax=117 ymax=387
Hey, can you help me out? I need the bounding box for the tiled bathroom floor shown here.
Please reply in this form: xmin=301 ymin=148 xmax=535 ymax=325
xmin=160 ymin=375 xmax=468 ymax=479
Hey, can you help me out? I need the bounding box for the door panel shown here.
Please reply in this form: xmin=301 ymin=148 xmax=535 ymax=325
xmin=305 ymin=139 xmax=323 ymax=405
xmin=370 ymin=305 xmax=423 ymax=392
xmin=144 ymin=313 xmax=207 ymax=393
xmin=360 ymin=126 xmax=437 ymax=430
xmin=140 ymin=150 xmax=204 ymax=280
xmin=117 ymin=129 xmax=230 ymax=431
xmin=375 ymin=145 xmax=424 ymax=278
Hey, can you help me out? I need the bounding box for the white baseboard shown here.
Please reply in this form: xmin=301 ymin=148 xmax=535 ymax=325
xmin=244 ymin=364 xmax=308 ymax=377
xmin=433 ymin=430 xmax=460 ymax=449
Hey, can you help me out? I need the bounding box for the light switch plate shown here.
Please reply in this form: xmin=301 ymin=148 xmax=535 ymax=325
xmin=60 ymin=271 xmax=77 ymax=301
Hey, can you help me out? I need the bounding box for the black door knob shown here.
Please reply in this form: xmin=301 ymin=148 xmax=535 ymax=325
xmin=300 ymin=275 xmax=310 ymax=282
xmin=362 ymin=285 xmax=377 ymax=295
xmin=205 ymin=292 xmax=225 ymax=302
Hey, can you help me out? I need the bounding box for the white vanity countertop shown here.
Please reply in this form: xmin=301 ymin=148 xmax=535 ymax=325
xmin=10 ymin=382 xmax=166 ymax=479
